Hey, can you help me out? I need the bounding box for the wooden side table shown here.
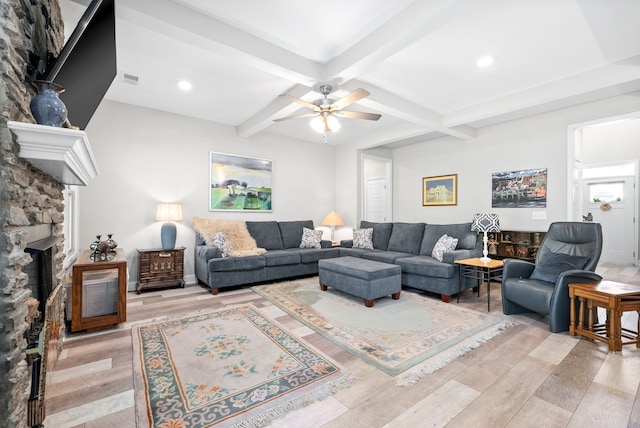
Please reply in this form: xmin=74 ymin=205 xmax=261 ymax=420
xmin=136 ymin=247 xmax=185 ymax=293
xmin=455 ymin=257 xmax=504 ymax=311
xmin=71 ymin=248 xmax=127 ymax=332
xmin=569 ymin=280 xmax=640 ymax=351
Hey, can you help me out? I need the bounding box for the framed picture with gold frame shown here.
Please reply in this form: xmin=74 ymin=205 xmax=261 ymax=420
xmin=422 ymin=174 xmax=457 ymax=206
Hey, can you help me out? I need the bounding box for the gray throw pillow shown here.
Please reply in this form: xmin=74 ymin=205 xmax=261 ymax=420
xmin=530 ymin=252 xmax=590 ymax=283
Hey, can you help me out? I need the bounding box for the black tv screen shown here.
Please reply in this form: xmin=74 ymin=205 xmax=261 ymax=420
xmin=45 ymin=0 xmax=117 ymax=130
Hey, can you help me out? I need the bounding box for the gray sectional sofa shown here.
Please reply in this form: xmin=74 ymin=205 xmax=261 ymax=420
xmin=194 ymin=219 xmax=483 ymax=301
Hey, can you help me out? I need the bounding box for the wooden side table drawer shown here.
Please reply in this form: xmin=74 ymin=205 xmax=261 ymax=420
xmin=137 ymin=247 xmax=185 ymax=293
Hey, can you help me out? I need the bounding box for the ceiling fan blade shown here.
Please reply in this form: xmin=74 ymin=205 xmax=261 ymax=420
xmin=334 ymin=111 xmax=382 ymax=121
xmin=273 ymin=113 xmax=318 ymax=122
xmin=281 ymin=94 xmax=320 ymax=112
xmin=330 ymin=88 xmax=370 ymax=111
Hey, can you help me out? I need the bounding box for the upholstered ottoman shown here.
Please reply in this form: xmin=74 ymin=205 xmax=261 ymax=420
xmin=318 ymin=256 xmax=402 ymax=307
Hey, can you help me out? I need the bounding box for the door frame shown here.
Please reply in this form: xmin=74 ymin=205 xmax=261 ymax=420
xmin=567 ymin=111 xmax=640 ymax=265
xmin=361 ymin=153 xmax=392 ymax=223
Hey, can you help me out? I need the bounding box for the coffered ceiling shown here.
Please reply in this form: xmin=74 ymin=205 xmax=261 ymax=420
xmin=62 ymin=0 xmax=640 ymax=147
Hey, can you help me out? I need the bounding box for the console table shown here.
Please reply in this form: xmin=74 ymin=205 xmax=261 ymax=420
xmin=569 ymin=280 xmax=640 ymax=351
xmin=455 ymin=257 xmax=504 ymax=312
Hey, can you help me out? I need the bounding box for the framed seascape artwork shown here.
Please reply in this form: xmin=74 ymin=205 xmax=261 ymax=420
xmin=422 ymin=174 xmax=457 ymax=206
xmin=209 ymin=152 xmax=272 ymax=212
xmin=492 ymin=167 xmax=547 ymax=208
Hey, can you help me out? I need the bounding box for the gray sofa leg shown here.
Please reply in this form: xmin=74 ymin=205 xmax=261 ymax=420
xmin=441 ymin=294 xmax=451 ymax=303
xmin=210 ymin=287 xmax=219 ymax=295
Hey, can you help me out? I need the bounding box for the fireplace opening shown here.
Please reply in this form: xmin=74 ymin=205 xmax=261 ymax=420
xmin=24 ymin=232 xmax=63 ymax=428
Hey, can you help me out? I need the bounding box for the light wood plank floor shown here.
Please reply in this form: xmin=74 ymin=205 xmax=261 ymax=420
xmin=44 ymin=263 xmax=640 ymax=427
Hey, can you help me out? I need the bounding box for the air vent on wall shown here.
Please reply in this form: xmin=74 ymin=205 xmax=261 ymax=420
xmin=122 ymin=73 xmax=139 ymax=85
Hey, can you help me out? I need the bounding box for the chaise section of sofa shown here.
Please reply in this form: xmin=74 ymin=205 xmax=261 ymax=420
xmin=340 ymin=221 xmax=482 ymax=301
xmin=194 ymin=219 xmax=338 ymax=294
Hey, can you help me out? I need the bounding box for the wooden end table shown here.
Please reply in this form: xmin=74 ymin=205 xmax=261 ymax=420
xmin=569 ymin=280 xmax=640 ymax=351
xmin=455 ymin=257 xmax=503 ymax=312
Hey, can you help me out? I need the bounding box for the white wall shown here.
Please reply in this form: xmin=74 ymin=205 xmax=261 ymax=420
xmin=335 ymin=91 xmax=640 ymax=233
xmin=81 ymin=100 xmax=336 ymax=287
xmin=583 ymin=118 xmax=640 ymax=164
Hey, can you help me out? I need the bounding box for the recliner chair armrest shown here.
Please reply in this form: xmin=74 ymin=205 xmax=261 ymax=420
xmin=502 ymin=258 xmax=535 ymax=279
xmin=549 ymin=270 xmax=603 ymax=333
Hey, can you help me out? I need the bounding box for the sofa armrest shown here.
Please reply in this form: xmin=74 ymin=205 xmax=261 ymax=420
xmin=195 ymin=244 xmax=222 ymax=261
xmin=340 ymin=239 xmax=354 ymax=248
xmin=320 ymin=240 xmax=333 ymax=248
xmin=442 ymin=248 xmax=482 ymax=264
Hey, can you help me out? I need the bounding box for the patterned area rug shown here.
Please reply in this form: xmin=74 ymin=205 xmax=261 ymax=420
xmin=253 ymin=278 xmax=513 ymax=385
xmin=132 ymin=304 xmax=355 ymax=427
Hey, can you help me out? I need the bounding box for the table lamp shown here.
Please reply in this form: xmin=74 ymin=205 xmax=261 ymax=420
xmin=321 ymin=211 xmax=345 ymax=243
xmin=471 ymin=213 xmax=500 ymax=262
xmin=156 ymin=203 xmax=183 ymax=250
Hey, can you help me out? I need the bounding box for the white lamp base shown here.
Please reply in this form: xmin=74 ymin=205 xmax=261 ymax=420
xmin=480 ymin=231 xmax=491 ymax=262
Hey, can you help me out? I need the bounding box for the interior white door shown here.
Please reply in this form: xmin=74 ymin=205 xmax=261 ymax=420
xmin=582 ymin=176 xmax=635 ymax=264
xmin=364 ymin=177 xmax=389 ymax=222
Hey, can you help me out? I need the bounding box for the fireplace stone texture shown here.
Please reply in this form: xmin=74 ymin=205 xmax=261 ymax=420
xmin=1 ymin=0 xmax=66 ymax=426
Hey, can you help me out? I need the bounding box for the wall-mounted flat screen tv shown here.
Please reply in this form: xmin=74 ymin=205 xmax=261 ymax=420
xmin=45 ymin=0 xmax=117 ymax=130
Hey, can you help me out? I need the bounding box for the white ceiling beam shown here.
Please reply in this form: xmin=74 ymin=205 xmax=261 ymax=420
xmin=342 ymin=80 xmax=476 ymax=140
xmin=237 ymin=85 xmax=315 ymax=137
xmin=117 ymin=0 xmax=323 ymax=85
xmin=324 ymin=0 xmax=464 ymax=83
xmin=445 ymin=55 xmax=640 ymax=128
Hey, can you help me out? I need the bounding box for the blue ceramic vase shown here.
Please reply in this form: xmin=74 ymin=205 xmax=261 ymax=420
xmin=30 ymin=80 xmax=67 ymax=127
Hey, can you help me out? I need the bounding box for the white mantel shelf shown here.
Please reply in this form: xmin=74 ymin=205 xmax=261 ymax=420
xmin=7 ymin=121 xmax=99 ymax=186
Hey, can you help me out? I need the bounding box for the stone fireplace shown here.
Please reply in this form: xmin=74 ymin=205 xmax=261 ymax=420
xmin=0 ymin=1 xmax=72 ymax=426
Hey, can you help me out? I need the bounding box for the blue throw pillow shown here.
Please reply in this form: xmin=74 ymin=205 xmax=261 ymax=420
xmin=530 ymin=252 xmax=590 ymax=283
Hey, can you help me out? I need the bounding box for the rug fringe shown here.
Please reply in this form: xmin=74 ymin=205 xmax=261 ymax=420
xmin=230 ymin=372 xmax=359 ymax=428
xmin=395 ymin=320 xmax=516 ymax=386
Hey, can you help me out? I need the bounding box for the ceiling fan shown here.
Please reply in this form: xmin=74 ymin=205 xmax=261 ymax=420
xmin=274 ymin=85 xmax=381 ymax=133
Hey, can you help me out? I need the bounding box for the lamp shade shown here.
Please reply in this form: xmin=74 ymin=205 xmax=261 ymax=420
xmin=156 ymin=203 xmax=183 ymax=222
xmin=321 ymin=211 xmax=345 ymax=227
xmin=471 ymin=213 xmax=500 ymax=233
xmin=310 ymin=115 xmax=341 ymax=133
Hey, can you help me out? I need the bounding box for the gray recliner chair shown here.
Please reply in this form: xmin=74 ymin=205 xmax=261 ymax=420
xmin=501 ymin=222 xmax=603 ymax=333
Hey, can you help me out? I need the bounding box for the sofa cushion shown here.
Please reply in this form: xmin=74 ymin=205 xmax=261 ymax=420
xmin=246 ymin=221 xmax=284 ymax=250
xmin=530 ymin=252 xmax=590 ymax=283
xmin=431 ymin=234 xmax=458 ymax=262
xmin=300 ymin=227 xmax=323 ymax=249
xmin=279 ymin=220 xmax=314 ymax=249
xmin=353 ymin=228 xmax=374 ymax=249
xmin=387 ymin=222 xmax=425 ymax=254
xmin=262 ymin=250 xmax=301 ymax=267
xmin=288 ymin=248 xmax=340 ymax=263
xmin=395 ymin=256 xmax=455 ymax=279
xmin=361 ymin=250 xmax=413 ymax=264
xmin=420 ymin=223 xmax=474 ymax=255
xmin=210 ymin=231 xmax=231 ymax=257
xmin=208 ymin=255 xmax=265 ymax=272
xmin=361 ymin=221 xmax=393 ymax=250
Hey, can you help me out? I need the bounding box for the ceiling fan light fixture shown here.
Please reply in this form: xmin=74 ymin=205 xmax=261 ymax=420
xmin=326 ymin=115 xmax=341 ymax=132
xmin=310 ymin=116 xmax=325 ymax=133
xmin=310 ymin=115 xmax=341 ymax=133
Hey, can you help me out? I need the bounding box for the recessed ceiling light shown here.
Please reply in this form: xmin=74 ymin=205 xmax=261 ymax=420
xmin=476 ymin=56 xmax=495 ymax=68
xmin=177 ymin=80 xmax=192 ymax=91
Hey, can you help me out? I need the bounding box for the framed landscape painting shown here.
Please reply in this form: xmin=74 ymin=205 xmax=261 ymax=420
xmin=209 ymin=152 xmax=272 ymax=211
xmin=491 ymin=167 xmax=547 ymax=208
xmin=423 ymin=174 xmax=457 ymax=206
